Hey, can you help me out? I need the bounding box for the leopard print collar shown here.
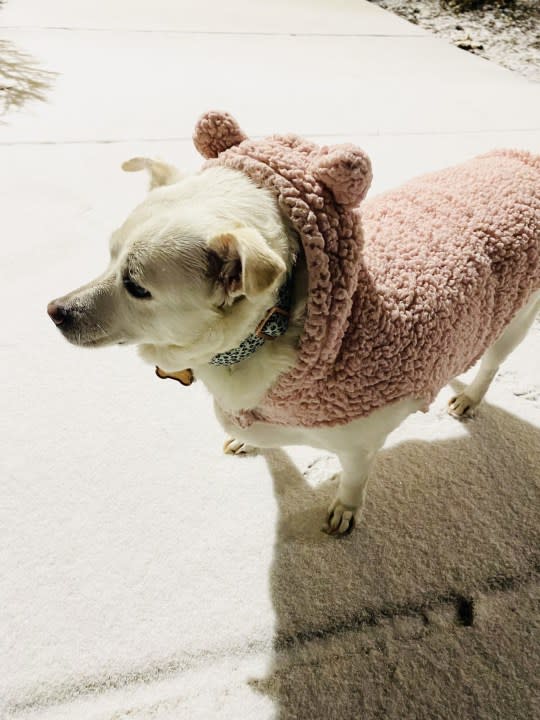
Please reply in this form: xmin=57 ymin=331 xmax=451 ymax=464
xmin=209 ymin=277 xmax=292 ymax=367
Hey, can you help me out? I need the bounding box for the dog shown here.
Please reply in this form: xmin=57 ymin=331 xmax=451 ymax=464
xmin=47 ymin=112 xmax=540 ymax=535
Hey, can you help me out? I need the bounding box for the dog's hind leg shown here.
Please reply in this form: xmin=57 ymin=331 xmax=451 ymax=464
xmin=449 ymin=290 xmax=540 ymax=419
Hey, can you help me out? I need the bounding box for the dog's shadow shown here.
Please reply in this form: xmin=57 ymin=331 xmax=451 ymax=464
xmin=250 ymin=387 xmax=540 ymax=719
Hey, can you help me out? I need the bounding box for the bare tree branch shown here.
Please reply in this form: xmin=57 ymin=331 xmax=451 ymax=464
xmin=0 ymin=39 xmax=56 ymax=116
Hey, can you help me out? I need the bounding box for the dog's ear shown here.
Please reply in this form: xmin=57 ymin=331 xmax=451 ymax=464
xmin=121 ymin=157 xmax=183 ymax=190
xmin=207 ymin=228 xmax=286 ymax=302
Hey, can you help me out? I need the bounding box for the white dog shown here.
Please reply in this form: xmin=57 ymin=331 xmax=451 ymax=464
xmin=47 ymin=150 xmax=540 ymax=535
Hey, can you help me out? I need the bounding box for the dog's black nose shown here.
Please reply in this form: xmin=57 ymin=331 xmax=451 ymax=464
xmin=47 ymin=301 xmax=68 ymax=326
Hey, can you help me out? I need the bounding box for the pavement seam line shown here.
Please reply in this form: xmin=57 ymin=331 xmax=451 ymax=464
xmin=1 ymin=128 xmax=539 ymax=148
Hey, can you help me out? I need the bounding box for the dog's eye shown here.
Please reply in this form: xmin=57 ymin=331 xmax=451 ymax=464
xmin=123 ymin=276 xmax=151 ymax=299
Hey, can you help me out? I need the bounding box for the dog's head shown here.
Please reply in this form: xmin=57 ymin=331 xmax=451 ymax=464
xmin=47 ymin=159 xmax=289 ymax=368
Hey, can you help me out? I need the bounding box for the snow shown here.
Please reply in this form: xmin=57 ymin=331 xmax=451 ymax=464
xmin=371 ymin=0 xmax=540 ymax=83
xmin=0 ymin=2 xmax=538 ymax=718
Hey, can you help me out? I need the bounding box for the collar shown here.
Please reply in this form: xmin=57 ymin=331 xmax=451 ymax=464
xmin=209 ymin=276 xmax=292 ymax=367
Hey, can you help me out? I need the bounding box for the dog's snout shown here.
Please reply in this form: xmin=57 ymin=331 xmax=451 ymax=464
xmin=47 ymin=301 xmax=68 ymax=326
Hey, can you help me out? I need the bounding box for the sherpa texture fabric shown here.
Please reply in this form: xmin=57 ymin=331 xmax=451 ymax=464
xmin=194 ymin=111 xmax=540 ymax=428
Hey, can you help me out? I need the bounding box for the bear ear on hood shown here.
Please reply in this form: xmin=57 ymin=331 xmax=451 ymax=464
xmin=193 ymin=111 xmax=247 ymax=159
xmin=312 ymin=144 xmax=373 ymax=208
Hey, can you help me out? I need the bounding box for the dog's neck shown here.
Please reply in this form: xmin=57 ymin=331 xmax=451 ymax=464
xmin=208 ymin=274 xmax=294 ymax=368
xmin=192 ymin=242 xmax=308 ymax=413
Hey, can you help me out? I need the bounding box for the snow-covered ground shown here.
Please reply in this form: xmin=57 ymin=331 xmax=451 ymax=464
xmin=1 ymin=2 xmax=539 ymax=718
xmin=371 ymin=0 xmax=540 ymax=82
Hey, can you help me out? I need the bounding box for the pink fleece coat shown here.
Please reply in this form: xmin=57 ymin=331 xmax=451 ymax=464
xmin=193 ymin=112 xmax=540 ymax=429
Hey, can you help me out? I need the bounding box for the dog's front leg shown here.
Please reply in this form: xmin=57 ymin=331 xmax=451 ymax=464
xmin=325 ymin=448 xmax=376 ymax=535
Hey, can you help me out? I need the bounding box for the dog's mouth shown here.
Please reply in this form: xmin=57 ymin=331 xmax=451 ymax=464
xmin=54 ymin=320 xmax=124 ymax=349
xmin=61 ymin=330 xmax=117 ymax=348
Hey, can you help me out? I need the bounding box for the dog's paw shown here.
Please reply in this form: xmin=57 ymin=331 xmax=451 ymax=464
xmin=223 ymin=437 xmax=257 ymax=456
xmin=448 ymin=393 xmax=478 ymax=419
xmin=323 ymin=499 xmax=357 ymax=536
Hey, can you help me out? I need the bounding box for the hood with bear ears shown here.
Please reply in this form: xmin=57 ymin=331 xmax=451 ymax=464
xmin=193 ymin=110 xmax=373 ymax=427
xmin=193 ymin=111 xmax=540 ymax=430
